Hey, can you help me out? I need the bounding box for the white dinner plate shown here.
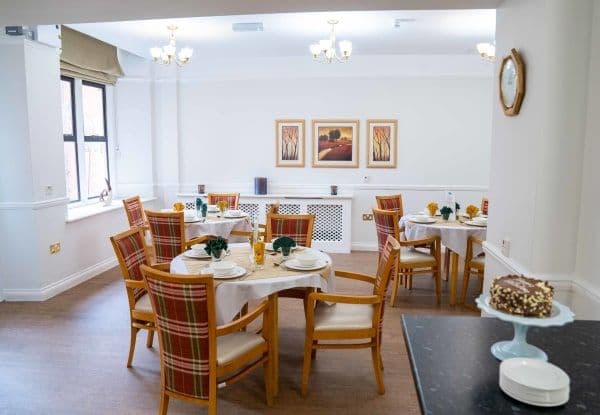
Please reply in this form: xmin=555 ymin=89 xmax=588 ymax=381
xmin=184 ymin=217 xmax=202 ymax=223
xmin=183 ymin=250 xmax=210 ymax=259
xmin=223 ymin=212 xmax=247 ymax=219
xmin=465 ymin=220 xmax=487 ymax=227
xmin=409 ymin=216 xmax=437 ymax=224
xmin=201 ymin=265 xmax=246 ymax=279
xmin=284 ymin=258 xmax=328 ymax=271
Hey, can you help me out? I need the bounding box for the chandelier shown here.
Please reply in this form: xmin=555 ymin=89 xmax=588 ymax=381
xmin=150 ymin=25 xmax=193 ymax=67
xmin=309 ymin=20 xmax=352 ymax=63
xmin=476 ymin=42 xmax=496 ymax=62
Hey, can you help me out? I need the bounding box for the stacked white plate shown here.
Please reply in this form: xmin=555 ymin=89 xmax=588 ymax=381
xmin=499 ymin=358 xmax=570 ymax=407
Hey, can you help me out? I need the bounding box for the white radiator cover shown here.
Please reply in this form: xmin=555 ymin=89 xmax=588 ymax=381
xmin=176 ymin=193 xmax=353 ymax=253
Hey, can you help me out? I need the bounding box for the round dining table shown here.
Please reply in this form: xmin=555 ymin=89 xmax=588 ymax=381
xmin=400 ymin=215 xmax=487 ymax=306
xmin=170 ymin=242 xmax=335 ymax=397
xmin=162 ymin=209 xmax=252 ymax=241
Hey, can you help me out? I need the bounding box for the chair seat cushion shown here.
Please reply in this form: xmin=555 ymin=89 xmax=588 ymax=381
xmin=471 ymin=254 xmax=486 ymax=266
xmin=134 ymin=293 xmax=153 ymax=313
xmin=314 ymin=302 xmax=373 ymax=331
xmin=217 ymin=332 xmax=265 ymax=365
xmin=400 ymin=247 xmax=436 ymax=265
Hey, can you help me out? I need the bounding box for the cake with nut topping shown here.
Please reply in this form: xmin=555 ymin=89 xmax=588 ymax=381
xmin=489 ymin=275 xmax=554 ymax=317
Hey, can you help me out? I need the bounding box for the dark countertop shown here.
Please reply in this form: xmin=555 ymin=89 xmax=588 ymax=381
xmin=402 ymin=315 xmax=600 ymax=414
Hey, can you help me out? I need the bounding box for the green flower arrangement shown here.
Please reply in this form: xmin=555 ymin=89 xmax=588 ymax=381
xmin=272 ymin=236 xmax=296 ymax=257
xmin=204 ymin=237 xmax=228 ymax=258
xmin=440 ymin=206 xmax=453 ymax=220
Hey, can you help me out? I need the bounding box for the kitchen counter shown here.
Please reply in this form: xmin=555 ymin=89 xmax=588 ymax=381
xmin=402 ymin=315 xmax=600 ymax=414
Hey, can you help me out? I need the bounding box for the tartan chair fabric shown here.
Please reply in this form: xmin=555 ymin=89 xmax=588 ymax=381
xmin=375 ymin=194 xmax=404 ymax=216
xmin=123 ymin=196 xmax=146 ymax=228
xmin=144 ymin=274 xmax=212 ymax=400
xmin=373 ymin=208 xmax=400 ymax=256
xmin=111 ymin=228 xmax=149 ymax=302
xmin=267 ymin=214 xmax=315 ymax=247
xmin=146 ymin=211 xmax=185 ymax=263
xmin=207 ymin=193 xmax=240 ymax=209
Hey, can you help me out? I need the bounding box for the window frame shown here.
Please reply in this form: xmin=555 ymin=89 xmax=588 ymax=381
xmin=61 ymin=75 xmax=81 ymax=203
xmin=82 ymin=80 xmax=111 ymax=200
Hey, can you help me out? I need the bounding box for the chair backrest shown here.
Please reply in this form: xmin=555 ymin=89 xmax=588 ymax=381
xmin=123 ymin=195 xmax=146 ymax=228
xmin=372 ymin=207 xmax=400 ymax=256
xmin=207 ymin=193 xmax=240 ymax=209
xmin=372 ymin=235 xmax=400 ymax=333
xmin=481 ymin=197 xmax=489 ymax=215
xmin=110 ymin=227 xmax=151 ymax=305
xmin=267 ymin=202 xmax=280 ymax=216
xmin=375 ymin=194 xmax=404 ymax=216
xmin=140 ymin=265 xmax=216 ymax=401
xmin=266 ymin=213 xmax=315 ymax=247
xmin=145 ymin=210 xmax=186 ymax=263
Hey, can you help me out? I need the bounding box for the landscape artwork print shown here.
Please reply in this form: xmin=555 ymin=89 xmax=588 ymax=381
xmin=312 ymin=120 xmax=359 ymax=168
xmin=367 ymin=119 xmax=397 ymax=168
xmin=275 ymin=119 xmax=305 ymax=167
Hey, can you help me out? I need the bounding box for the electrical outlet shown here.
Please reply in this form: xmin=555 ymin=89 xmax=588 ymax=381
xmin=49 ymin=242 xmax=61 ymax=254
xmin=362 ymin=213 xmax=373 ymax=221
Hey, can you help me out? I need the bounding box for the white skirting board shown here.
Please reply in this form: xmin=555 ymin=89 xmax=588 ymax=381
xmin=1 ymin=257 xmax=117 ymax=302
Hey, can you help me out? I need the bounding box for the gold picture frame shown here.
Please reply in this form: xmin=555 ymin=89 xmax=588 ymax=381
xmin=367 ymin=119 xmax=397 ymax=168
xmin=275 ymin=119 xmax=305 ymax=167
xmin=312 ymin=119 xmax=359 ymax=168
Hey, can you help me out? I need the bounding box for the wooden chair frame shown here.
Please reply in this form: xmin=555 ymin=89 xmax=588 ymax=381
xmin=139 ymin=265 xmax=275 ymax=415
xmin=460 ymin=235 xmax=485 ymax=306
xmin=110 ymin=227 xmax=171 ymax=367
xmin=372 ymin=207 xmax=441 ymax=306
xmin=207 ymin=193 xmax=240 ymax=210
xmin=145 ymin=209 xmax=214 ymax=256
xmin=301 ymin=236 xmax=400 ymax=396
xmin=375 ymin=194 xmax=404 ymax=217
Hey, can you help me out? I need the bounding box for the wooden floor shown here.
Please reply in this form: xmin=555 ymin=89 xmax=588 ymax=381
xmin=0 ymin=250 xmax=479 ymax=415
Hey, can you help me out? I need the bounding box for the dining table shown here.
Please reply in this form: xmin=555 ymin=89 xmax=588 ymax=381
xmin=400 ymin=215 xmax=487 ymax=306
xmin=170 ymin=242 xmax=335 ymax=397
xmin=162 ymin=209 xmax=253 ymax=241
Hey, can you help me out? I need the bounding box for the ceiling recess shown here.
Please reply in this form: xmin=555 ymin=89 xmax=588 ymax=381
xmin=232 ymin=22 xmax=264 ymax=32
xmin=394 ymin=18 xmax=417 ymax=28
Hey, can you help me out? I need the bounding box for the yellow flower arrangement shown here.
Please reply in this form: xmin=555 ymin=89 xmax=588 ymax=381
xmin=172 ymin=202 xmax=185 ymax=212
xmin=426 ymin=202 xmax=439 ymax=217
xmin=216 ymin=200 xmax=228 ymax=213
xmin=466 ymin=204 xmax=479 ymax=219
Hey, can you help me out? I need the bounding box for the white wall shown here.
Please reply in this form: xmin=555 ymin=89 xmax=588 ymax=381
xmin=575 ymin=0 xmax=600 ymax=294
xmin=155 ymin=55 xmax=493 ymax=248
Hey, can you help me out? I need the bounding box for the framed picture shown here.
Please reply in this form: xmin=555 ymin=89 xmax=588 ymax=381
xmin=275 ymin=119 xmax=305 ymax=167
xmin=367 ymin=119 xmax=397 ymax=168
xmin=312 ymin=119 xmax=359 ymax=168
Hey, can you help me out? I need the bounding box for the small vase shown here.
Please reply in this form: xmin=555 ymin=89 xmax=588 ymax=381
xmin=103 ymin=190 xmax=113 ymax=207
xmin=442 ymin=213 xmax=450 ymax=221
xmin=201 ymin=206 xmax=207 ymax=218
xmin=281 ymin=246 xmax=292 ymax=260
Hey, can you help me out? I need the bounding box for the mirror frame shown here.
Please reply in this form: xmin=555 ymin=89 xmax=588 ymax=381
xmin=499 ymin=48 xmax=526 ymax=116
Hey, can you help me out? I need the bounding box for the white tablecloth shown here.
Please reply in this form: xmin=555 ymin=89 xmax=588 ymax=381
xmin=400 ymin=216 xmax=486 ymax=257
xmin=170 ymin=244 xmax=334 ymax=325
xmin=185 ymin=216 xmax=252 ymax=241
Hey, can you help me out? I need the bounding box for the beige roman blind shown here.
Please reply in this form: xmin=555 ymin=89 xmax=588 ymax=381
xmin=60 ymin=25 xmax=124 ymax=84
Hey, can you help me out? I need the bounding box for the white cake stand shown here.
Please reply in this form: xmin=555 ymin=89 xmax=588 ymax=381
xmin=476 ymin=295 xmax=574 ymax=361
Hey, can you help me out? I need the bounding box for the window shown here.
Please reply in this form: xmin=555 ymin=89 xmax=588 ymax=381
xmin=60 ymin=77 xmax=111 ymax=203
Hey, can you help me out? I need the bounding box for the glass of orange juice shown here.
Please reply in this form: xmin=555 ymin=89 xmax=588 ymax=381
xmin=253 ymin=240 xmax=265 ymax=269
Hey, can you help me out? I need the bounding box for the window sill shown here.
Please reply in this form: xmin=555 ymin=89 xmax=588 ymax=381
xmin=66 ymin=197 xmax=157 ymax=223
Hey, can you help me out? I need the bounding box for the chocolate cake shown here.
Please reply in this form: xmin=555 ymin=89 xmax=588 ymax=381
xmin=490 ymin=275 xmax=554 ymax=317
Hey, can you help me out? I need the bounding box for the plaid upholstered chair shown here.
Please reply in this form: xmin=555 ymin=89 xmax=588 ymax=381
xmin=301 ymin=235 xmax=400 ymax=396
xmin=375 ymin=194 xmax=404 ymax=216
xmin=266 ymin=213 xmax=316 ymax=311
xmin=145 ymin=210 xmax=213 ymax=263
xmin=373 ymin=207 xmax=442 ymax=306
xmin=123 ymin=195 xmax=147 ymax=230
xmin=207 ymin=193 xmax=240 ymax=210
xmin=110 ymin=228 xmax=171 ymax=367
xmin=140 ymin=265 xmax=274 ymax=415
xmin=460 ymin=235 xmax=485 ymax=306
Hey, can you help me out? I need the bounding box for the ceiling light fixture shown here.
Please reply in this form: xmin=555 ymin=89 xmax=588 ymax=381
xmin=309 ymin=19 xmax=352 ymax=64
xmin=150 ymin=25 xmax=193 ymax=67
xmin=394 ymin=18 xmax=417 ymax=28
xmin=232 ymin=22 xmax=264 ymax=32
xmin=476 ymin=42 xmax=496 ymax=62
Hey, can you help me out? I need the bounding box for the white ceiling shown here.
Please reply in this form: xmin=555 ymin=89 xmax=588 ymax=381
xmin=68 ymin=10 xmax=495 ymax=59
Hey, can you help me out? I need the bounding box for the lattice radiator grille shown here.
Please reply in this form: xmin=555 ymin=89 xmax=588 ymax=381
xmin=307 ymin=204 xmax=343 ymax=242
xmin=266 ymin=203 xmax=301 ymax=215
xmin=240 ymin=203 xmax=259 ymax=223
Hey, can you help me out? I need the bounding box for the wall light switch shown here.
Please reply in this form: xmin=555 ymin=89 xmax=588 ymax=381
xmin=45 ymin=185 xmax=53 ymax=196
xmin=49 ymin=242 xmax=61 ymax=254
